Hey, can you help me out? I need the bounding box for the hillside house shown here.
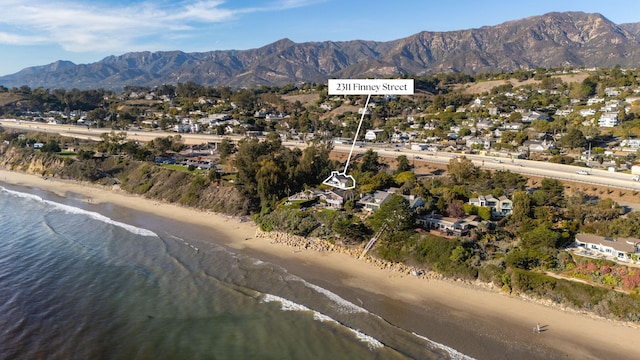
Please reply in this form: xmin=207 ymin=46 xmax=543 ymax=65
xmin=580 ymin=109 xmax=596 ymax=117
xmin=521 ymin=111 xmax=550 ymax=123
xmin=605 ymin=88 xmax=621 ymax=97
xmin=522 ymin=140 xmax=555 ymax=152
xmin=620 ymin=139 xmax=640 ymax=149
xmin=364 ymin=129 xmax=385 ymax=141
xmin=468 ymin=195 xmax=512 ymax=217
xmin=598 ymin=112 xmax=619 ymax=127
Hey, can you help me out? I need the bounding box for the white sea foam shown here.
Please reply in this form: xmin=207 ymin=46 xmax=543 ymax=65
xmin=412 ymin=332 xmax=476 ymax=360
xmin=278 ymin=272 xmax=367 ymax=314
xmin=349 ymin=328 xmax=384 ymax=350
xmin=312 ymin=312 xmax=338 ymax=324
xmin=262 ymin=293 xmax=384 ymax=351
xmin=302 ymin=281 xmax=368 ymax=314
xmin=262 ymin=293 xmax=309 ymax=312
xmin=1 ymin=187 xmax=158 ymax=237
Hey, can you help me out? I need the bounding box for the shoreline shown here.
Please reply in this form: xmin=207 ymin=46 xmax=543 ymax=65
xmin=2 ymin=169 xmax=639 ymax=359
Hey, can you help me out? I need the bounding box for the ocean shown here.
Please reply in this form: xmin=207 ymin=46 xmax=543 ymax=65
xmin=0 ymin=184 xmax=473 ymax=360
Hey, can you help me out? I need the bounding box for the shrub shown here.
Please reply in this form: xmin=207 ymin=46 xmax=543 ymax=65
xmin=478 ymin=263 xmax=505 ymax=286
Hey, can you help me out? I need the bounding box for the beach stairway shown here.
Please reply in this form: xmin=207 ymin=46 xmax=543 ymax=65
xmin=359 ymin=224 xmax=387 ymax=259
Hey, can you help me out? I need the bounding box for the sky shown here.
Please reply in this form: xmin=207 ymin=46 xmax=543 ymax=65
xmin=1 ymin=0 xmax=640 ymax=76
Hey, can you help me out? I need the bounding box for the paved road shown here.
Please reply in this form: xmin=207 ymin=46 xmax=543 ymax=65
xmin=3 ymin=119 xmax=640 ymax=191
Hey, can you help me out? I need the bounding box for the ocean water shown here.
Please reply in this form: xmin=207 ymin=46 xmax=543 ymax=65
xmin=0 ymin=185 xmax=472 ymax=360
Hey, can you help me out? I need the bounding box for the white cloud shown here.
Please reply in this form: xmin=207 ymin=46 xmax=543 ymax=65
xmin=0 ymin=0 xmax=324 ymax=53
xmin=0 ymin=32 xmax=47 ymax=45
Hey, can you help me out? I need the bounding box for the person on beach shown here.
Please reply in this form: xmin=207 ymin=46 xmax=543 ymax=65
xmin=533 ymin=323 xmax=541 ymax=333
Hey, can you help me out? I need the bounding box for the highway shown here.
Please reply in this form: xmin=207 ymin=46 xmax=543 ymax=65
xmin=3 ymin=119 xmax=640 ymax=191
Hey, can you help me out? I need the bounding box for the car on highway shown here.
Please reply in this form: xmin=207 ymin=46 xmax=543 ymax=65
xmin=576 ymin=170 xmax=589 ymax=175
xmin=632 ymin=175 xmax=640 ymax=182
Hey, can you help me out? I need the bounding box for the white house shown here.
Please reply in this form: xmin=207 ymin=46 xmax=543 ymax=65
xmin=604 ymin=88 xmax=621 ymax=97
xmin=364 ymin=129 xmax=385 ymax=141
xmin=574 ymin=234 xmax=640 ymax=264
xmin=620 ymin=139 xmax=640 ymax=149
xmin=587 ymin=97 xmax=605 ymax=105
xmin=598 ymin=112 xmax=619 ymax=127
xmin=520 ymin=111 xmax=550 ymax=123
xmin=417 ymin=213 xmax=474 ymax=236
xmin=579 ymin=109 xmax=596 ymax=117
xmin=523 ymin=140 xmax=555 ymax=152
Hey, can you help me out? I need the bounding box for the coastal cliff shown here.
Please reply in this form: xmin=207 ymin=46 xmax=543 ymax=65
xmin=0 ymin=144 xmax=249 ymax=215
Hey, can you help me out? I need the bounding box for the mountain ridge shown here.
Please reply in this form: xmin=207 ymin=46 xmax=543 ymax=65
xmin=1 ymin=11 xmax=639 ymax=90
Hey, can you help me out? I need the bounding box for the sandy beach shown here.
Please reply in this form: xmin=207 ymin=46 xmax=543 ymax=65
xmin=2 ymin=168 xmax=639 ymax=360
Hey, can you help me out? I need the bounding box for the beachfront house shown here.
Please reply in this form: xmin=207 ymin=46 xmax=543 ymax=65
xmin=318 ymin=188 xmax=348 ymax=209
xmin=357 ymin=188 xmax=425 ymax=213
xmin=573 ymin=233 xmax=640 ymax=264
xmin=357 ymin=190 xmax=393 ymax=212
xmin=417 ymin=213 xmax=473 ymax=236
xmin=286 ymin=188 xmax=349 ymax=210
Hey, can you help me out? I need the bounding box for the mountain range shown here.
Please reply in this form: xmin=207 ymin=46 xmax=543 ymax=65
xmin=2 ymin=11 xmax=640 ymax=91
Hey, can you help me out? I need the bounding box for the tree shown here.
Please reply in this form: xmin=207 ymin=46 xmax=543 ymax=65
xmin=447 ymin=156 xmax=476 ymax=184
xmin=508 ymin=112 xmax=522 ymax=122
xmin=256 ymin=158 xmax=287 ymax=212
xmin=234 ymin=135 xmax=301 ymax=212
xmin=581 ymin=75 xmax=598 ymax=98
xmin=395 ymin=155 xmax=411 ymax=174
xmin=295 ymin=140 xmax=333 ymax=186
xmin=358 ymin=172 xmax=393 ymax=194
xmin=521 ymin=223 xmax=561 ymax=249
xmin=510 ymin=191 xmax=532 ymax=224
xmin=539 ymin=178 xmax=565 ymax=207
xmin=394 ymin=171 xmax=416 ymax=187
xmin=458 ymin=128 xmax=472 ymax=137
xmin=41 ymin=139 xmax=61 ymax=153
xmin=446 ymin=200 xmax=465 ymax=218
xmin=97 ymin=131 xmax=127 ymax=154
xmin=358 ymin=149 xmax=382 ymax=173
xmin=217 ymin=138 xmax=235 ymax=160
xmin=366 ymin=195 xmax=415 ymax=232
xmin=332 ymin=217 xmax=368 ymax=243
xmin=86 ymin=108 xmax=107 ymax=123
xmin=476 ymin=206 xmax=491 ymax=221
xmin=559 ymin=127 xmax=587 ymax=149
xmin=146 ymin=135 xmax=184 ymax=155
xmin=77 ymin=149 xmax=95 ymax=160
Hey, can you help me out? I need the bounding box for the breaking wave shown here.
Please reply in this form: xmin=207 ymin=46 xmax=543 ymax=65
xmin=1 ymin=186 xmax=157 ymax=237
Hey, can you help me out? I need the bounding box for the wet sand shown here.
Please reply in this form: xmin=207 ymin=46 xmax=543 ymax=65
xmin=2 ymin=169 xmax=639 ymax=360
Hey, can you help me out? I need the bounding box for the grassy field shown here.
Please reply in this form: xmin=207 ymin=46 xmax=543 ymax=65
xmin=160 ymin=163 xmax=209 ymax=175
xmin=457 ymin=73 xmax=590 ymax=94
xmin=0 ymin=93 xmax=25 ymax=107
